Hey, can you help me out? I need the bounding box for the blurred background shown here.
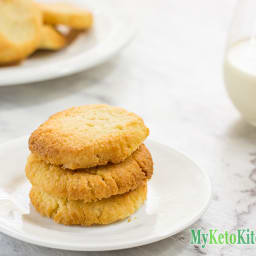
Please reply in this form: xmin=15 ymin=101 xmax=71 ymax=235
xmin=2 ymin=0 xmax=256 ymax=255
xmin=0 ymin=0 xmax=238 ymax=144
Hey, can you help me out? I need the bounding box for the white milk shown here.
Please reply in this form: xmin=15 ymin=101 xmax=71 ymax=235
xmin=224 ymin=39 xmax=256 ymax=125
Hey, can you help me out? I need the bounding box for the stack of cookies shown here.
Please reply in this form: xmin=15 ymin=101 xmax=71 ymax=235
xmin=25 ymin=104 xmax=153 ymax=226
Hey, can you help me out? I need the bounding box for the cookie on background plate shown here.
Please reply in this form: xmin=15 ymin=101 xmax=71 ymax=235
xmin=26 ymin=144 xmax=153 ymax=202
xmin=0 ymin=0 xmax=42 ymax=65
xmin=30 ymin=182 xmax=147 ymax=226
xmin=39 ymin=25 xmax=67 ymax=50
xmin=29 ymin=104 xmax=149 ymax=169
xmin=38 ymin=2 xmax=93 ymax=29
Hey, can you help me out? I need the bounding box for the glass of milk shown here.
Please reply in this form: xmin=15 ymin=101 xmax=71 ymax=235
xmin=224 ymin=0 xmax=256 ymax=125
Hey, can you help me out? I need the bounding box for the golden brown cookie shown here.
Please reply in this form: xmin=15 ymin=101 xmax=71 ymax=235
xmin=29 ymin=104 xmax=149 ymax=169
xmin=39 ymin=25 xmax=66 ymax=50
xmin=26 ymin=144 xmax=153 ymax=202
xmin=30 ymin=182 xmax=147 ymax=226
xmin=0 ymin=0 xmax=42 ymax=64
xmin=38 ymin=2 xmax=93 ymax=29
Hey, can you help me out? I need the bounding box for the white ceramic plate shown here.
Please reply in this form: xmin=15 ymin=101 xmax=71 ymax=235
xmin=0 ymin=0 xmax=134 ymax=86
xmin=0 ymin=137 xmax=211 ymax=251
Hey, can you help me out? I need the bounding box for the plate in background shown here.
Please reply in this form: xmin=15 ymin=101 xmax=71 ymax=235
xmin=0 ymin=0 xmax=135 ymax=86
xmin=0 ymin=137 xmax=211 ymax=251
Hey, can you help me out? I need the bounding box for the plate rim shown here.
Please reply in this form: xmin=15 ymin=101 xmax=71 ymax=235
xmin=0 ymin=137 xmax=212 ymax=251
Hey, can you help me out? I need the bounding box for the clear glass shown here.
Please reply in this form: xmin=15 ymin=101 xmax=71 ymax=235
xmin=224 ymin=0 xmax=256 ymax=126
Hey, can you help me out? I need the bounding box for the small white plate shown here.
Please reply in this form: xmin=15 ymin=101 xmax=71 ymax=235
xmin=0 ymin=0 xmax=134 ymax=86
xmin=0 ymin=137 xmax=211 ymax=251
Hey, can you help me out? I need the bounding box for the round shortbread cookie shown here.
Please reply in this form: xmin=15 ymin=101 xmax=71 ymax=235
xmin=0 ymin=0 xmax=42 ymax=64
xmin=39 ymin=25 xmax=66 ymax=50
xmin=38 ymin=2 xmax=93 ymax=30
xmin=30 ymin=182 xmax=147 ymax=226
xmin=26 ymin=144 xmax=153 ymax=202
xmin=29 ymin=104 xmax=149 ymax=169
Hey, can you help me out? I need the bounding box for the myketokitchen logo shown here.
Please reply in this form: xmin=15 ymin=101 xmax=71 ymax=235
xmin=190 ymin=229 xmax=256 ymax=248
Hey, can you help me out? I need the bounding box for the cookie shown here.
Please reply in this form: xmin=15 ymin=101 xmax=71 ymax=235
xmin=0 ymin=0 xmax=42 ymax=64
xmin=38 ymin=2 xmax=93 ymax=30
xmin=0 ymin=0 xmax=42 ymax=63
xmin=39 ymin=25 xmax=66 ymax=50
xmin=26 ymin=144 xmax=153 ymax=202
xmin=29 ymin=104 xmax=149 ymax=169
xmin=30 ymin=182 xmax=147 ymax=226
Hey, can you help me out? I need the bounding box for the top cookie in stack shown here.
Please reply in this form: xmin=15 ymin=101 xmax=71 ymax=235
xmin=29 ymin=104 xmax=149 ymax=169
xmin=26 ymin=104 xmax=153 ymax=226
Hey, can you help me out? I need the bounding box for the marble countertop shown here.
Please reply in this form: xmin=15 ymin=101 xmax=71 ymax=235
xmin=1 ymin=0 xmax=255 ymax=255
